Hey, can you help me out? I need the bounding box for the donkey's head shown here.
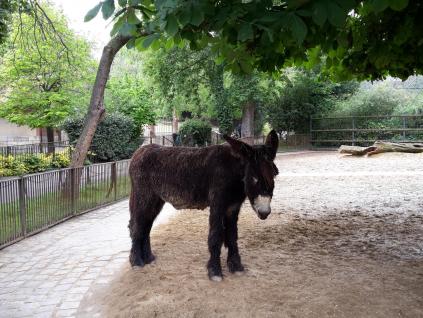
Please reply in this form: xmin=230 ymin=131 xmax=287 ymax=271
xmin=224 ymin=130 xmax=279 ymax=220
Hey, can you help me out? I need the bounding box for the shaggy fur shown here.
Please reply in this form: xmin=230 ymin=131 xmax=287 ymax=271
xmin=128 ymin=131 xmax=279 ymax=280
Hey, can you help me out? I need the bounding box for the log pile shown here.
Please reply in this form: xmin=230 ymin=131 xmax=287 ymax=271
xmin=338 ymin=141 xmax=423 ymax=156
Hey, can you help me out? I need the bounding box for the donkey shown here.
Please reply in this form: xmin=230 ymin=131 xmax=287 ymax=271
xmin=128 ymin=130 xmax=279 ymax=281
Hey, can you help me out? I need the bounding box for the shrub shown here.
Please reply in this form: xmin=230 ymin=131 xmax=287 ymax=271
xmin=0 ymin=156 xmax=27 ymax=176
xmin=62 ymin=113 xmax=142 ymax=162
xmin=333 ymin=85 xmax=407 ymax=118
xmin=21 ymin=155 xmax=50 ymax=174
xmin=51 ymin=152 xmax=71 ymax=168
xmin=179 ymin=119 xmax=212 ymax=146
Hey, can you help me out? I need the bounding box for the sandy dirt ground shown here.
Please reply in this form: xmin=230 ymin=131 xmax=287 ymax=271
xmin=78 ymin=151 xmax=423 ymax=318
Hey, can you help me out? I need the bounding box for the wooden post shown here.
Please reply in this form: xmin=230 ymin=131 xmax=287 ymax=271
xmin=18 ymin=177 xmax=27 ymax=237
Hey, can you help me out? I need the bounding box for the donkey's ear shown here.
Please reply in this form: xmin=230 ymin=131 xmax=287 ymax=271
xmin=223 ymin=134 xmax=254 ymax=158
xmin=265 ymin=130 xmax=279 ymax=160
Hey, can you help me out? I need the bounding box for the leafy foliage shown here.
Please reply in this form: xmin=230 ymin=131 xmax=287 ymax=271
xmin=86 ymin=0 xmax=418 ymax=80
xmin=106 ymin=48 xmax=156 ymax=127
xmin=333 ymin=84 xmax=408 ymax=117
xmin=0 ymin=152 xmax=70 ymax=177
xmin=62 ymin=113 xmax=142 ymax=163
xmin=0 ymin=3 xmax=95 ymax=129
xmin=264 ymin=69 xmax=352 ymax=134
xmin=179 ymin=119 xmax=211 ymax=147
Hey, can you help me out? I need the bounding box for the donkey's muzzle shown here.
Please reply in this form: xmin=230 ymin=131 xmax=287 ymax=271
xmin=253 ymin=195 xmax=272 ymax=220
xmin=257 ymin=210 xmax=270 ymax=220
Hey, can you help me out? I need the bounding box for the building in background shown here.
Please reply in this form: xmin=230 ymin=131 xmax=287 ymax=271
xmin=0 ymin=119 xmax=66 ymax=146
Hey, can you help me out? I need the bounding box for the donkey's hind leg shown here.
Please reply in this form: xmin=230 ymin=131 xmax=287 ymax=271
xmin=129 ymin=190 xmax=164 ymax=267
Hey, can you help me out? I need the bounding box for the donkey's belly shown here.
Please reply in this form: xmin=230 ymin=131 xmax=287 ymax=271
xmin=161 ymin=193 xmax=209 ymax=210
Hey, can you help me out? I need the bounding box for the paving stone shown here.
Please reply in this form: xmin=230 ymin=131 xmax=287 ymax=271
xmin=0 ymin=200 xmax=173 ymax=318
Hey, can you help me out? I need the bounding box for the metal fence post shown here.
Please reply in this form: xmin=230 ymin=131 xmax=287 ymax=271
xmin=402 ymin=117 xmax=407 ymax=140
xmin=309 ymin=117 xmax=313 ymax=148
xmin=162 ymin=136 xmax=165 ymax=146
xmin=352 ymin=117 xmax=356 ymax=146
xmin=70 ymin=168 xmax=76 ymax=214
xmin=18 ymin=177 xmax=27 ymax=237
xmin=112 ymin=162 xmax=117 ymax=201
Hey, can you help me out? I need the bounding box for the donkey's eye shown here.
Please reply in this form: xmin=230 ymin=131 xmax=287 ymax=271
xmin=252 ymin=177 xmax=258 ymax=184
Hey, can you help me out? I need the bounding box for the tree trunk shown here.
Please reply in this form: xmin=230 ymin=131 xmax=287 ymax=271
xmin=172 ymin=108 xmax=179 ymax=133
xmin=69 ymin=34 xmax=131 ymax=168
xmin=339 ymin=141 xmax=423 ymax=156
xmin=241 ymin=101 xmax=255 ymax=145
xmin=46 ymin=127 xmax=55 ymax=154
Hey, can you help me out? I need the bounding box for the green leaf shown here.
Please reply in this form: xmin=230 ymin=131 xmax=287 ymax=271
xmin=191 ymin=6 xmax=204 ymax=26
xmin=126 ymin=38 xmax=135 ymax=49
xmin=312 ymin=1 xmax=327 ymax=26
xmin=178 ymin=7 xmax=192 ymax=27
xmin=141 ymin=33 xmax=160 ymax=48
xmin=120 ymin=22 xmax=136 ymax=36
xmin=389 ymin=0 xmax=408 ymax=11
xmin=84 ymin=3 xmax=102 ymax=22
xmin=127 ymin=8 xmax=141 ymax=24
xmin=259 ymin=12 xmax=282 ymax=22
xmin=290 ymin=15 xmax=307 ymax=43
xmin=110 ymin=15 xmax=125 ymax=36
xmin=165 ymin=15 xmax=179 ymax=36
xmin=165 ymin=38 xmax=174 ymax=50
xmin=118 ymin=0 xmax=127 ymax=7
xmin=327 ymin=2 xmax=346 ymax=27
xmin=370 ymin=0 xmax=389 ymax=12
xmin=237 ymin=23 xmax=254 ymax=42
xmin=101 ymin=0 xmax=115 ymax=20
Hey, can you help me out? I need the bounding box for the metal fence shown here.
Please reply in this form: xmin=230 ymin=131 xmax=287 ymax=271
xmin=310 ymin=114 xmax=423 ymax=147
xmin=0 ymin=160 xmax=131 ymax=249
xmin=0 ymin=141 xmax=71 ymax=163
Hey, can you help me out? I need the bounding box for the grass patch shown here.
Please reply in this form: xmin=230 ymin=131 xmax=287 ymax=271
xmin=0 ymin=175 xmax=130 ymax=246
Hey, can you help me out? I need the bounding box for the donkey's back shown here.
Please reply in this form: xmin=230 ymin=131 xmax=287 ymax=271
xmin=129 ymin=143 xmax=243 ymax=210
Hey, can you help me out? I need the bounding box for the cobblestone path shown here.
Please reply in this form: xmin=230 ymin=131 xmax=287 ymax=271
xmin=0 ymin=201 xmax=176 ymax=318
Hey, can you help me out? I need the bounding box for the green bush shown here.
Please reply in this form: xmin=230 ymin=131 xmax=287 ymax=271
xmin=0 ymin=156 xmax=28 ymax=176
xmin=62 ymin=113 xmax=142 ymax=162
xmin=333 ymin=85 xmax=407 ymax=118
xmin=179 ymin=119 xmax=212 ymax=146
xmin=0 ymin=152 xmax=72 ymax=177
xmin=21 ymin=155 xmax=50 ymax=174
xmin=50 ymin=152 xmax=71 ymax=169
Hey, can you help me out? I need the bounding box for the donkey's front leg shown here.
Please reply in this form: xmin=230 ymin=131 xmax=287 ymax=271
xmin=224 ymin=208 xmax=244 ymax=274
xmin=207 ymin=205 xmax=225 ymax=281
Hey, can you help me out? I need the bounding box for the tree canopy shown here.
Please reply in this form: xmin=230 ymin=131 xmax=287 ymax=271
xmin=0 ymin=2 xmax=95 ymax=131
xmin=85 ymin=0 xmax=417 ymax=80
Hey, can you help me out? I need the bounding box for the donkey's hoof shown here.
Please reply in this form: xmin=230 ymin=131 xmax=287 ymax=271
xmin=208 ymin=266 xmax=223 ymax=282
xmin=227 ymin=259 xmax=244 ymax=274
xmin=210 ymin=275 xmax=223 ymax=282
xmin=129 ymin=253 xmax=145 ymax=268
xmin=145 ymin=253 xmax=156 ymax=264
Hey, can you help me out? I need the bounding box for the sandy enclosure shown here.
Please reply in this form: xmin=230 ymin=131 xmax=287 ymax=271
xmin=78 ymin=151 xmax=423 ymax=318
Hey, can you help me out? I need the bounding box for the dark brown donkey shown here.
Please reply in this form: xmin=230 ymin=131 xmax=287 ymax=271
xmin=128 ymin=130 xmax=279 ymax=281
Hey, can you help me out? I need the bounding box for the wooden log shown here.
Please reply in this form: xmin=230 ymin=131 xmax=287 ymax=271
xmin=338 ymin=141 xmax=423 ymax=156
